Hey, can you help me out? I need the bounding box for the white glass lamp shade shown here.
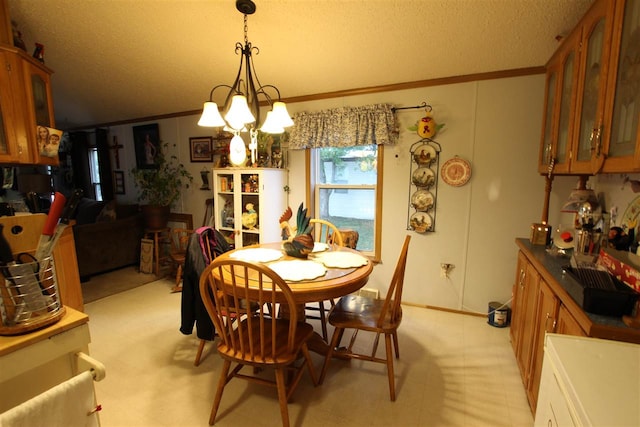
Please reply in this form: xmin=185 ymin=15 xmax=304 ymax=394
xmin=225 ymin=95 xmax=255 ymax=130
xmin=198 ymin=102 xmax=226 ymax=127
xmin=229 ymin=134 xmax=247 ymax=166
xmin=270 ymin=101 xmax=294 ymax=127
xmin=260 ymin=111 xmax=285 ymax=134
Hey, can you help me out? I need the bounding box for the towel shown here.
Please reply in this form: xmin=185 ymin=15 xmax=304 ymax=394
xmin=0 ymin=371 xmax=99 ymax=427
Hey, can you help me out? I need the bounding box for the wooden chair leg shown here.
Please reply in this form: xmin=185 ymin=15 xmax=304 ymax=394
xmin=194 ymin=339 xmax=206 ymax=366
xmin=275 ymin=367 xmax=291 ymax=427
xmin=318 ymin=301 xmax=328 ymax=341
xmin=171 ymin=264 xmax=183 ymax=293
xmin=210 ymin=359 xmax=231 ymax=425
xmin=384 ymin=333 xmax=396 ymax=401
xmin=319 ymin=327 xmax=343 ymax=384
xmin=392 ymin=331 xmax=400 ymax=359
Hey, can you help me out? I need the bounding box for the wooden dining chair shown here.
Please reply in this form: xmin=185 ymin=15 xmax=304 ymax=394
xmin=306 ymin=219 xmax=344 ymax=340
xmin=168 ymin=228 xmax=193 ymax=293
xmin=199 ymin=257 xmax=318 ymax=427
xmin=319 ymin=235 xmax=411 ymax=401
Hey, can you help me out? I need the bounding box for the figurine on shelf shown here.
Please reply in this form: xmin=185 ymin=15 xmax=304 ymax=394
xmin=11 ymin=21 xmax=27 ymax=51
xmin=32 ymin=43 xmax=45 ymax=63
xmin=241 ymin=203 xmax=258 ymax=230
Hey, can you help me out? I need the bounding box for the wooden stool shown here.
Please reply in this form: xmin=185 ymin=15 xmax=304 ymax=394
xmin=144 ymin=227 xmax=171 ymax=276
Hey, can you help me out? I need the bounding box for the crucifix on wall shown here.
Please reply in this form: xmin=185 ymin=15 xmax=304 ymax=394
xmin=110 ymin=136 xmax=124 ymax=169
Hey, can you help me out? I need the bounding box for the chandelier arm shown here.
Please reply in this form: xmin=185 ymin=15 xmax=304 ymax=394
xmin=244 ymin=44 xmax=260 ymax=125
xmin=207 ymin=84 xmax=235 ymax=102
xmin=224 ymin=42 xmax=250 ymax=110
xmin=255 ymin=84 xmax=282 ymax=104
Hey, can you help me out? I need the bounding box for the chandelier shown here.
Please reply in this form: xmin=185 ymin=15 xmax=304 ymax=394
xmin=198 ymin=0 xmax=293 ymax=166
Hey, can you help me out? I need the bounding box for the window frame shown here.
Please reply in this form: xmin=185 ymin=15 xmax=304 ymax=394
xmin=305 ymin=144 xmax=384 ymax=262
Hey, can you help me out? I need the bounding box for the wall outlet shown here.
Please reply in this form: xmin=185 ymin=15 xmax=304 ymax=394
xmin=358 ymin=288 xmax=380 ymax=299
xmin=440 ymin=263 xmax=454 ymax=278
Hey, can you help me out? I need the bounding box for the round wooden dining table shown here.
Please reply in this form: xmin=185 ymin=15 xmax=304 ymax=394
xmin=214 ymin=242 xmax=373 ymax=303
xmin=212 ymin=241 xmax=374 ymax=354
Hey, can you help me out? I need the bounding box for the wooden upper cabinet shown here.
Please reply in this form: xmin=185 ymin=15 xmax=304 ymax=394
xmin=0 ymin=51 xmax=31 ymax=163
xmin=600 ymin=0 xmax=640 ymax=172
xmin=0 ymin=45 xmax=58 ymax=166
xmin=538 ymin=0 xmax=640 ymax=175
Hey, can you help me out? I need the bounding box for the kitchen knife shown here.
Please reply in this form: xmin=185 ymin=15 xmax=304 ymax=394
xmin=37 ymin=189 xmax=84 ymax=261
xmin=33 ymin=192 xmax=67 ymax=261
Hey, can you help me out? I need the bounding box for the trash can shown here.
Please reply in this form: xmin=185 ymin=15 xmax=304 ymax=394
xmin=488 ymin=301 xmax=510 ymax=328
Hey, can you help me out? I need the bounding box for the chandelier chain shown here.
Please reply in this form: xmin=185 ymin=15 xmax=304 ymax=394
xmin=244 ymin=14 xmax=249 ymax=45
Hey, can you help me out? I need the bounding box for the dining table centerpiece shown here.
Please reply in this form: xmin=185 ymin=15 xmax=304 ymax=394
xmin=279 ymin=203 xmax=314 ymax=258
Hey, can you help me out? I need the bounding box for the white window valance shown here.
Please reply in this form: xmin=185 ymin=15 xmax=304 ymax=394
xmin=288 ymin=103 xmax=399 ymax=149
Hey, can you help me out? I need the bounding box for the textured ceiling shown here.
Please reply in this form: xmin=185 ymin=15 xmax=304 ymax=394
xmin=8 ymin=0 xmax=594 ymax=130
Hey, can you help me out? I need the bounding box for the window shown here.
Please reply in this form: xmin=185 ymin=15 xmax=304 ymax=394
xmin=88 ymin=146 xmax=103 ymax=201
xmin=311 ymin=144 xmax=383 ymax=260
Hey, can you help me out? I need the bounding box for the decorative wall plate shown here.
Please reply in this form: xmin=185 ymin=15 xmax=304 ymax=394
xmin=409 ymin=212 xmax=433 ymax=233
xmin=410 ymin=190 xmax=434 ymax=211
xmin=441 ymin=156 xmax=471 ymax=187
xmin=411 ymin=167 xmax=435 ymax=188
xmin=413 ymin=144 xmax=436 ymax=166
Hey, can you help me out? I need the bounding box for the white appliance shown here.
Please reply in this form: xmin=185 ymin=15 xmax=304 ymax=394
xmin=535 ymin=333 xmax=640 ymax=427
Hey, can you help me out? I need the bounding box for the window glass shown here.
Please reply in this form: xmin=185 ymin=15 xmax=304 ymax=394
xmin=88 ymin=147 xmax=103 ymax=201
xmin=313 ymin=145 xmax=379 ymax=256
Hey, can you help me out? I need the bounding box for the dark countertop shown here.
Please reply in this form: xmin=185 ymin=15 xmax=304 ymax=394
xmin=516 ymin=238 xmax=640 ymax=342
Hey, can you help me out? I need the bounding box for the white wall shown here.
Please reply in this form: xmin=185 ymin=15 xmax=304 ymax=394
xmin=104 ymin=73 xmax=547 ymax=314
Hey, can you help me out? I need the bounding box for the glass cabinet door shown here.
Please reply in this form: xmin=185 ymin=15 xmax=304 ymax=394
xmin=576 ymin=18 xmax=606 ymax=162
xmin=607 ymin=0 xmax=640 ymax=161
xmin=539 ymin=70 xmax=557 ymax=173
xmin=30 ymin=73 xmax=51 ymax=127
xmin=555 ymin=47 xmax=577 ymax=172
xmin=571 ymin=0 xmax=614 ymax=174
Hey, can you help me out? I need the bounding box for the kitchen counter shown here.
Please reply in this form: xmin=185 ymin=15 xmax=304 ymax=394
xmin=0 ymin=307 xmax=91 ymax=412
xmin=0 ymin=307 xmax=88 ymax=357
xmin=516 ymin=238 xmax=640 ymax=344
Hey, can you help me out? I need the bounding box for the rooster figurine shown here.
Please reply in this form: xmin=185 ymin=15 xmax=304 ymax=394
xmin=279 ymin=203 xmax=314 ymax=258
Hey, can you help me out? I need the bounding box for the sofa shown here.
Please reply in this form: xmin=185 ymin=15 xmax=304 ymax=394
xmin=72 ymin=198 xmax=145 ymax=280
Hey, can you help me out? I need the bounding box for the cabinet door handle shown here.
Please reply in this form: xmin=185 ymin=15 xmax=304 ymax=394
xmin=519 ymin=268 xmax=526 ymax=287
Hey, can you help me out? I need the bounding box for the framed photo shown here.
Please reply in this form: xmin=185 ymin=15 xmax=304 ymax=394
xmin=190 ymin=137 xmax=213 ymax=162
xmin=133 ymin=123 xmax=160 ymax=169
xmin=113 ymin=170 xmax=125 ymax=194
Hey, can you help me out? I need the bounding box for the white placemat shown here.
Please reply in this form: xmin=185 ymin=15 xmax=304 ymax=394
xmin=313 ymin=251 xmax=369 ymax=268
xmin=229 ymin=248 xmax=283 ymax=263
xmin=268 ymin=260 xmax=327 ymax=281
xmin=312 ymin=242 xmax=329 ymax=252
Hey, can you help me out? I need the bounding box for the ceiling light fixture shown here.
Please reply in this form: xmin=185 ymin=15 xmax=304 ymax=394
xmin=198 ymin=0 xmax=293 ymax=166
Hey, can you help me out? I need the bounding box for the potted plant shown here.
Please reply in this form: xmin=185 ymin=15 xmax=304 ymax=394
xmin=131 ymin=142 xmax=193 ymax=229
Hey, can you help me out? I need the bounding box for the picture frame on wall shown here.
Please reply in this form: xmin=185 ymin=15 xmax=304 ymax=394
xmin=113 ymin=170 xmax=125 ymax=194
xmin=133 ymin=123 xmax=160 ymax=169
xmin=190 ymin=137 xmax=213 ymax=162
